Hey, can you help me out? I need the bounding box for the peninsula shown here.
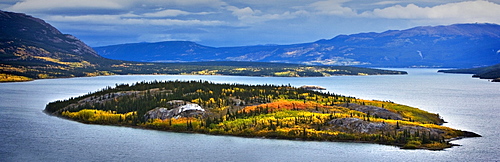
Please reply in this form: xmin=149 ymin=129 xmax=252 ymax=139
xmin=45 ymin=80 xmax=480 ymax=150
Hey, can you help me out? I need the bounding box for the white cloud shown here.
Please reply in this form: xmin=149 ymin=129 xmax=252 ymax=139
xmin=142 ymin=9 xmax=213 ymax=17
xmin=360 ymin=0 xmax=500 ymax=23
xmin=7 ymin=0 xmax=126 ymax=12
xmin=227 ymin=6 xmax=261 ymax=19
xmin=6 ymin=0 xmax=228 ymax=14
xmin=147 ymin=18 xmax=223 ymax=26
xmin=370 ymin=1 xmax=401 ymax=6
xmin=140 ymin=0 xmax=227 ymax=8
xmin=226 ymin=5 xmax=307 ymax=24
xmin=45 ymin=14 xmax=224 ymax=26
xmin=5 ymin=0 xmax=228 ymax=27
xmin=308 ymin=0 xmax=357 ymax=16
xmin=143 ymin=9 xmax=191 ymax=17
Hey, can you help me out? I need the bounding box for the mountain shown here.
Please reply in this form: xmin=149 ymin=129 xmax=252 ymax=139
xmin=0 ymin=10 xmax=406 ymax=82
xmin=95 ymin=23 xmax=500 ymax=68
xmin=0 ymin=10 xmax=118 ymax=81
xmin=0 ymin=11 xmax=105 ymax=62
xmin=96 ymin=41 xmax=219 ymax=62
xmin=438 ymin=63 xmax=500 ymax=82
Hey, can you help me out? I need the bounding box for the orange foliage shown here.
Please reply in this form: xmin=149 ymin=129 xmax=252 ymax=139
xmin=150 ymin=117 xmax=200 ymax=125
xmin=241 ymin=100 xmax=328 ymax=113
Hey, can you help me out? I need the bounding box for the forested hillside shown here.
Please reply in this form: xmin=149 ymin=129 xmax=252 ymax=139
xmin=439 ymin=63 xmax=500 ymax=82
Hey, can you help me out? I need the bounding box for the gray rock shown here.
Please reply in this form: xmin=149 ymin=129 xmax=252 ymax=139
xmin=327 ymin=118 xmax=392 ymax=134
xmin=342 ymin=103 xmax=403 ymax=120
xmin=144 ymin=102 xmax=205 ymax=121
xmin=327 ymin=117 xmax=446 ymax=137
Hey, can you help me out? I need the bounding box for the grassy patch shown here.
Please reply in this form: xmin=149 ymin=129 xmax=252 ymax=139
xmin=0 ymin=73 xmax=32 ymax=82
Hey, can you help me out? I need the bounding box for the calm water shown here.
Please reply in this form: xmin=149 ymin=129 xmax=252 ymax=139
xmin=0 ymin=69 xmax=498 ymax=161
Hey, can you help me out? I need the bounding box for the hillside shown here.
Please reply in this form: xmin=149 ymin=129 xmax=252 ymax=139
xmin=0 ymin=10 xmax=112 ymax=81
xmin=95 ymin=23 xmax=500 ymax=68
xmin=45 ymin=80 xmax=480 ymax=150
xmin=0 ymin=10 xmax=406 ymax=82
xmin=438 ymin=63 xmax=500 ymax=82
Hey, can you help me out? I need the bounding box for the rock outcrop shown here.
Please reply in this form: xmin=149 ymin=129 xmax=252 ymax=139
xmin=327 ymin=117 xmax=448 ymax=138
xmin=341 ymin=103 xmax=403 ymax=120
xmin=144 ymin=101 xmax=205 ymax=120
xmin=327 ymin=118 xmax=392 ymax=134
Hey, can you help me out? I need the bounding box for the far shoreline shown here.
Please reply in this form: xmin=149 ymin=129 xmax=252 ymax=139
xmin=0 ymin=69 xmax=408 ymax=83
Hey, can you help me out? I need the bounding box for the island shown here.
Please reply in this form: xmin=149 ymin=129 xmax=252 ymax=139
xmin=45 ymin=80 xmax=480 ymax=150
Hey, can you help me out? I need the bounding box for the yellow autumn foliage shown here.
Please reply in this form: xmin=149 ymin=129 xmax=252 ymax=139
xmin=61 ymin=109 xmax=133 ymax=124
xmin=0 ymin=73 xmax=32 ymax=82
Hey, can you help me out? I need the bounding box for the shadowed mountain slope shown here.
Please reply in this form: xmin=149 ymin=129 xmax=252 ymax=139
xmin=95 ymin=23 xmax=500 ymax=68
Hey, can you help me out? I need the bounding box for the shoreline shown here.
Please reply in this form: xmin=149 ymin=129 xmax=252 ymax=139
xmin=0 ymin=71 xmax=408 ymax=83
xmin=46 ymin=109 xmax=481 ymax=151
xmin=42 ymin=80 xmax=479 ymax=151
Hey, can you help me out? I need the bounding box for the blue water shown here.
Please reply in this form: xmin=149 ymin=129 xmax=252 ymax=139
xmin=0 ymin=69 xmax=498 ymax=161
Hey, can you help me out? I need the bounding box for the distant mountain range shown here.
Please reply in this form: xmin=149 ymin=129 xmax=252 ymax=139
xmin=1 ymin=9 xmax=499 ymax=82
xmin=95 ymin=23 xmax=500 ymax=68
xmin=0 ymin=10 xmax=405 ymax=82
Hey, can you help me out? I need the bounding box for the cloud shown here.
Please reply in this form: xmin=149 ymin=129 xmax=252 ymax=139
xmin=226 ymin=5 xmax=307 ymax=24
xmin=4 ymin=0 xmax=500 ymax=47
xmin=45 ymin=14 xmax=224 ymax=26
xmin=6 ymin=0 xmax=228 ymax=15
xmin=370 ymin=1 xmax=401 ymax=5
xmin=137 ymin=33 xmax=202 ymax=43
xmin=227 ymin=6 xmax=260 ymax=19
xmin=140 ymin=0 xmax=227 ymax=8
xmin=360 ymin=0 xmax=500 ymax=23
xmin=7 ymin=0 xmax=126 ymax=13
xmin=142 ymin=9 xmax=213 ymax=17
xmin=142 ymin=9 xmax=191 ymax=17
xmin=308 ymin=0 xmax=357 ymax=16
xmin=5 ymin=0 xmax=228 ymax=27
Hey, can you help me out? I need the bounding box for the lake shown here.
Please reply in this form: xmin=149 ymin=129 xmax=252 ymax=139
xmin=0 ymin=69 xmax=498 ymax=161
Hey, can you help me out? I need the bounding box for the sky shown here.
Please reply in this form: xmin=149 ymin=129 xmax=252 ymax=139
xmin=2 ymin=0 xmax=500 ymax=47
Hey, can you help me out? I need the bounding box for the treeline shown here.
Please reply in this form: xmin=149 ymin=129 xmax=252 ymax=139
xmin=46 ymin=80 xmax=443 ymax=125
xmin=2 ymin=56 xmax=407 ymax=82
xmin=46 ymin=80 xmax=347 ymax=121
xmin=59 ymin=100 xmax=455 ymax=150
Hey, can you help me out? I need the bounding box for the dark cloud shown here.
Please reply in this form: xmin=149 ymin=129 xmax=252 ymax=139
xmin=2 ymin=0 xmax=500 ymax=47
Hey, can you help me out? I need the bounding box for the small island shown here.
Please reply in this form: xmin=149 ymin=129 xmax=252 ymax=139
xmin=45 ymin=80 xmax=480 ymax=150
xmin=300 ymin=85 xmax=327 ymax=90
